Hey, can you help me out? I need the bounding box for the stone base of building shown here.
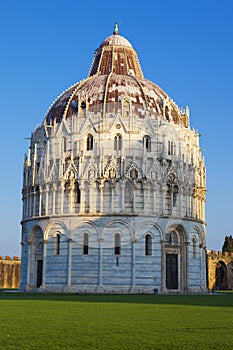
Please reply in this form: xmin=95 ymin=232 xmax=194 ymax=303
xmin=19 ymin=283 xmax=208 ymax=295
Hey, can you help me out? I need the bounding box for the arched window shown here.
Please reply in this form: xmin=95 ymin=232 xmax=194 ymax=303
xmin=87 ymin=134 xmax=93 ymax=151
xmin=114 ymin=134 xmax=122 ymax=151
xmin=71 ymin=100 xmax=78 ymax=113
xmin=130 ymin=168 xmax=138 ymax=179
xmin=165 ymin=106 xmax=169 ymax=120
xmin=62 ymin=137 xmax=67 ymax=153
xmin=114 ymin=233 xmax=121 ymax=255
xmin=145 ymin=234 xmax=152 ymax=256
xmin=80 ymin=101 xmax=86 ymax=118
xmin=192 ymin=236 xmax=197 ymax=258
xmin=55 ymin=233 xmax=60 ymax=255
xmin=173 ymin=186 xmax=178 ymax=207
xmin=123 ymin=99 xmax=130 ymax=117
xmin=81 ymin=101 xmax=86 ymax=110
xmin=166 ymin=184 xmax=172 ymax=214
xmin=83 ymin=232 xmax=89 ymax=255
xmin=143 ymin=135 xmax=151 ymax=152
xmin=168 ymin=141 xmax=174 ymax=156
xmin=75 ymin=182 xmax=81 ymax=204
xmin=166 ymin=231 xmax=178 ymax=245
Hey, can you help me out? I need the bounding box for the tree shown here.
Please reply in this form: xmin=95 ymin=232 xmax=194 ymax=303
xmin=222 ymin=235 xmax=233 ymax=253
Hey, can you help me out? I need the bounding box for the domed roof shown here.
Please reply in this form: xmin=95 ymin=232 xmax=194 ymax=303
xmin=44 ymin=26 xmax=185 ymax=126
xmin=101 ymin=34 xmax=132 ymax=48
xmin=100 ymin=23 xmax=132 ymax=48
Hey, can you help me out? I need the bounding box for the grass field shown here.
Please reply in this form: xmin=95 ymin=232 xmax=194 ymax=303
xmin=0 ymin=292 xmax=232 ymax=350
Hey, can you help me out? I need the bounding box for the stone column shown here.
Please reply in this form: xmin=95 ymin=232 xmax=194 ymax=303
xmin=24 ymin=196 xmax=27 ymax=219
xmin=121 ymin=181 xmax=125 ymax=211
xmin=60 ymin=182 xmax=65 ymax=215
xmin=131 ymin=239 xmax=136 ymax=288
xmin=28 ymin=193 xmax=31 ymax=218
xmin=52 ymin=184 xmax=56 ymax=215
xmin=183 ymin=241 xmax=189 ymax=293
xmin=33 ymin=189 xmax=36 ymax=217
xmin=162 ymin=185 xmax=166 ymax=215
xmin=132 ymin=184 xmax=136 ymax=213
xmin=143 ymin=183 xmax=147 ymax=213
xmin=153 ymin=186 xmax=156 ymax=214
xmin=179 ymin=188 xmax=183 ymax=217
xmin=98 ymin=238 xmax=104 ymax=288
xmin=89 ymin=182 xmax=93 ymax=214
xmin=42 ymin=240 xmax=47 ymax=289
xmin=189 ymin=191 xmax=193 ymax=218
xmin=161 ymin=240 xmax=166 ymax=292
xmin=99 ymin=182 xmax=104 ymax=213
xmin=199 ymin=244 xmax=202 ymax=289
xmin=45 ymin=185 xmax=49 ymax=215
xmin=70 ymin=180 xmax=75 ymax=213
xmin=26 ymin=240 xmax=32 ymax=290
xmin=111 ymin=186 xmax=114 ymax=212
xmin=185 ymin=188 xmax=188 ymax=217
xmin=121 ymin=157 xmax=125 ymax=177
xmin=39 ymin=187 xmax=42 ymax=216
xmin=67 ymin=238 xmax=72 ymax=287
xmin=80 ymin=181 xmax=85 ymax=214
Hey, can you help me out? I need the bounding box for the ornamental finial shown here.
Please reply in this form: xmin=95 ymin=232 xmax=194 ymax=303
xmin=113 ymin=22 xmax=119 ymax=35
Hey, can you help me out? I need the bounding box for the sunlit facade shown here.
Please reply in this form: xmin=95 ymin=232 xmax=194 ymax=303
xmin=20 ymin=25 xmax=207 ymax=293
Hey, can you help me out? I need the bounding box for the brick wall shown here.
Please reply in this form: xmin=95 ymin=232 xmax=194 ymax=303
xmin=207 ymin=250 xmax=233 ymax=290
xmin=0 ymin=256 xmax=21 ymax=289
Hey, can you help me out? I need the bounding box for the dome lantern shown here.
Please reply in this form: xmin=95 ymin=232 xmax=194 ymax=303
xmin=113 ymin=22 xmax=119 ymax=35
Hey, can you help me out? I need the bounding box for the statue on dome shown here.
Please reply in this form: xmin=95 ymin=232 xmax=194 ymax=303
xmin=114 ymin=22 xmax=119 ymax=35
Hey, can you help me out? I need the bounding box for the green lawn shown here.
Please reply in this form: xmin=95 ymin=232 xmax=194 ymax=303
xmin=0 ymin=293 xmax=232 ymax=350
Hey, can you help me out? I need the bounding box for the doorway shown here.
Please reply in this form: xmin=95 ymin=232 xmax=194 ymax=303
xmin=166 ymin=254 xmax=178 ymax=290
xmin=36 ymin=260 xmax=43 ymax=288
xmin=215 ymin=261 xmax=227 ymax=290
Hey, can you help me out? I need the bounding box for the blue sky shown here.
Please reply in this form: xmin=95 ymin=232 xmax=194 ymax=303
xmin=0 ymin=0 xmax=232 ymax=256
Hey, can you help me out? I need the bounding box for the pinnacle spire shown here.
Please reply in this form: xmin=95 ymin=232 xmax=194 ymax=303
xmin=113 ymin=22 xmax=119 ymax=35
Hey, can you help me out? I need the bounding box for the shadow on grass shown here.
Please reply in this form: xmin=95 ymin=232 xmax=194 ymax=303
xmin=0 ymin=291 xmax=233 ymax=307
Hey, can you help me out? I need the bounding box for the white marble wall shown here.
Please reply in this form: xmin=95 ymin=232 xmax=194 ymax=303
xmin=20 ymin=110 xmax=207 ymax=293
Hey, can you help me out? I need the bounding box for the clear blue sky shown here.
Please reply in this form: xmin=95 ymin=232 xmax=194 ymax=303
xmin=0 ymin=0 xmax=232 ymax=257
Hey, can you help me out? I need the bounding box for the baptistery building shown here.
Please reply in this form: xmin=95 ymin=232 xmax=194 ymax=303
xmin=20 ymin=25 xmax=207 ymax=293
